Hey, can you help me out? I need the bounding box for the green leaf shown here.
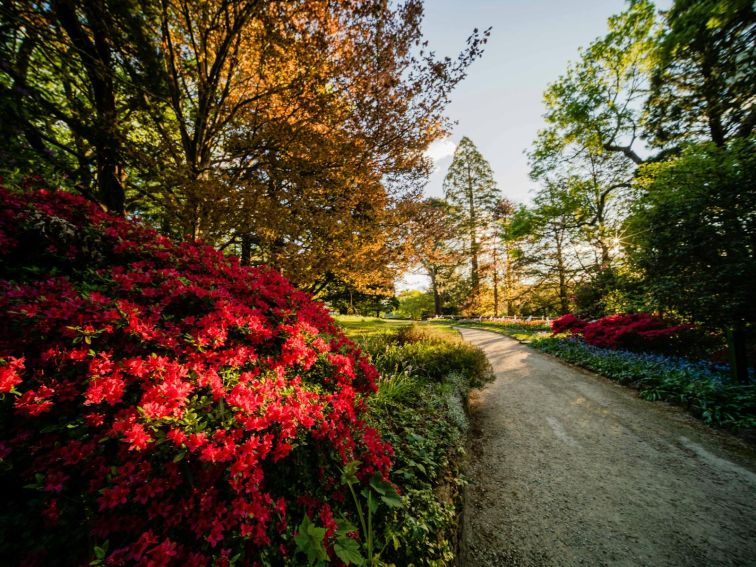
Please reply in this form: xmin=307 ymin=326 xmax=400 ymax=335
xmin=380 ymin=492 xmax=403 ymax=509
xmin=368 ymin=476 xmax=390 ymax=495
xmin=334 ymin=535 xmax=365 ymax=565
xmin=366 ymin=492 xmax=378 ymax=515
xmin=294 ymin=515 xmax=328 ymax=565
xmin=336 ymin=518 xmax=358 ymax=536
xmin=369 ymin=476 xmax=402 ymax=508
xmin=89 ymin=540 xmax=109 ymax=564
xmin=340 ymin=460 xmax=361 ymax=486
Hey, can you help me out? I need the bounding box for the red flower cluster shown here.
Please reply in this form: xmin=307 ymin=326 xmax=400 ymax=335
xmin=0 ymin=187 xmax=392 ymax=565
xmin=550 ymin=314 xmax=588 ymax=336
xmin=552 ymin=312 xmax=692 ymax=353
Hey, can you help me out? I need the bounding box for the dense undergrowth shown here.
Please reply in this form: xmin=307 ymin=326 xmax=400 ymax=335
xmin=347 ymin=326 xmax=493 ymax=565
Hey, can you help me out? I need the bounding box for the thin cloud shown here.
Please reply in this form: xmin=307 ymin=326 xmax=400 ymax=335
xmin=424 ymin=138 xmax=457 ymax=165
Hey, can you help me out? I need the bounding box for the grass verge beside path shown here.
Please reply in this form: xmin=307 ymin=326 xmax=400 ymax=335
xmin=453 ymin=319 xmax=550 ymax=342
xmin=337 ymin=319 xmax=493 ymax=566
xmin=334 ymin=315 xmax=413 ymax=336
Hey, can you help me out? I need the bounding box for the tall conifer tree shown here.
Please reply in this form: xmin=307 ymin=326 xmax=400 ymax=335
xmin=442 ymin=136 xmax=500 ymax=302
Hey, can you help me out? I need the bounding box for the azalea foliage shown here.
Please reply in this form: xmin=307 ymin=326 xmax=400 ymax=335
xmin=552 ymin=312 xmax=694 ymax=355
xmin=550 ymin=314 xmax=589 ymax=336
xmin=0 ymin=188 xmax=393 ymax=565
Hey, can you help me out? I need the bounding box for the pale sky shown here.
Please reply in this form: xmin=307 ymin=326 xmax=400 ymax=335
xmin=402 ymin=0 xmax=666 ymax=291
xmin=420 ymin=0 xmax=668 ymax=204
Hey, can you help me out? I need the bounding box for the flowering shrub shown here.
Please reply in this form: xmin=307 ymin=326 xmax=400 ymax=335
xmin=581 ymin=313 xmax=692 ymax=353
xmin=0 ymin=187 xmax=393 ymax=565
xmin=551 ymin=312 xmax=699 ymax=356
xmin=550 ymin=314 xmax=588 ymax=336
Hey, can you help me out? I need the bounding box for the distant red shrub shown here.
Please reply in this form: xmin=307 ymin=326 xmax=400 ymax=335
xmin=582 ymin=313 xmax=692 ymax=352
xmin=0 ymin=187 xmax=392 ymax=564
xmin=551 ymin=314 xmax=589 ymax=336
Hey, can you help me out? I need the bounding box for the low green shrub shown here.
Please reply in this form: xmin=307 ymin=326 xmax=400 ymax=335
xmin=346 ymin=326 xmax=493 ymax=566
xmin=368 ymin=326 xmax=492 ymax=388
xmin=368 ymin=372 xmax=469 ymax=566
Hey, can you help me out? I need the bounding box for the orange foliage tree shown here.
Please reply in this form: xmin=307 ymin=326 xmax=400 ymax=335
xmin=1 ymin=0 xmax=488 ymax=293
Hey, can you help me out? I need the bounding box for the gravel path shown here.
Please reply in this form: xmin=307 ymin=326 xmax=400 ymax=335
xmin=456 ymin=328 xmax=756 ymax=567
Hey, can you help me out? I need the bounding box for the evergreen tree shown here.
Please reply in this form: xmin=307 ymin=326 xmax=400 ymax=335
xmin=442 ymin=137 xmax=500 ymax=306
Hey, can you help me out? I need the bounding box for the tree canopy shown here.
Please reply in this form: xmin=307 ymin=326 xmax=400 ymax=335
xmin=0 ymin=0 xmax=488 ymax=293
xmin=515 ymin=0 xmax=755 ymax=379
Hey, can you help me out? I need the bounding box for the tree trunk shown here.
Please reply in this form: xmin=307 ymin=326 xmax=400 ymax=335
xmin=240 ymin=233 xmax=252 ymax=266
xmin=727 ymin=324 xmax=749 ymax=384
xmin=466 ymin=164 xmax=480 ymax=295
xmin=555 ymin=230 xmax=569 ymax=314
xmin=96 ymin=131 xmax=126 ymax=215
xmin=54 ymin=0 xmax=126 ymax=214
xmin=492 ymin=244 xmax=499 ymax=317
xmin=503 ymin=241 xmax=514 ymax=316
xmin=701 ymin=42 xmax=726 ymax=147
xmin=430 ymin=269 xmax=442 ymax=316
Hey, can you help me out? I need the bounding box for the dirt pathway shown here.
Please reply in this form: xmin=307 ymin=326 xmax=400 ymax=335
xmin=457 ymin=328 xmax=756 ymax=567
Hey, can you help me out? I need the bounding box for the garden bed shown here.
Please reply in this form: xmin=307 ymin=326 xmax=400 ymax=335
xmin=343 ymin=325 xmax=493 ymax=565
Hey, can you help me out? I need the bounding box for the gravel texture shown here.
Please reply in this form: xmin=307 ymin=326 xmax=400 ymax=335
xmin=457 ymin=328 xmax=756 ymax=567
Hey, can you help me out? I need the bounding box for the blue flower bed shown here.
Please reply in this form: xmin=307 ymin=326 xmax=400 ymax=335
xmin=531 ymin=336 xmax=756 ymax=428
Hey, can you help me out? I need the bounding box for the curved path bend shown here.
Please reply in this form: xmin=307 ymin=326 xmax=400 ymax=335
xmin=457 ymin=328 xmax=756 ymax=567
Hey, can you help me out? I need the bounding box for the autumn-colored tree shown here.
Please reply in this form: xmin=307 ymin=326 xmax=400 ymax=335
xmin=405 ymin=198 xmax=464 ymax=316
xmin=0 ymin=0 xmax=488 ymax=292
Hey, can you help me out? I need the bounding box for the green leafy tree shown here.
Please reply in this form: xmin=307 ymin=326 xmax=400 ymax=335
xmin=319 ymin=279 xmax=397 ymax=317
xmin=442 ymin=136 xmax=500 ymax=305
xmin=532 ymin=0 xmax=658 ymax=169
xmin=627 ymin=138 xmax=756 ymax=382
xmin=0 ymin=0 xmax=164 ymax=213
xmin=394 ymin=289 xmax=435 ymax=320
xmin=646 ymin=0 xmax=756 ymax=148
xmin=528 ymin=1 xmax=656 ymax=279
xmin=509 ymin=186 xmax=583 ymax=316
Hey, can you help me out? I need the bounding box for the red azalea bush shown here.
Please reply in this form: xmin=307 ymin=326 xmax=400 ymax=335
xmin=581 ymin=313 xmax=692 ymax=352
xmin=0 ymin=187 xmax=393 ymax=565
xmin=552 ymin=313 xmax=702 ymax=356
xmin=550 ymin=314 xmax=588 ymax=336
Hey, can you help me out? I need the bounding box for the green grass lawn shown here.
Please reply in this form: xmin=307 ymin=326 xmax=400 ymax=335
xmin=335 ymin=315 xmax=460 ymax=338
xmin=334 ymin=315 xmax=413 ymax=336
